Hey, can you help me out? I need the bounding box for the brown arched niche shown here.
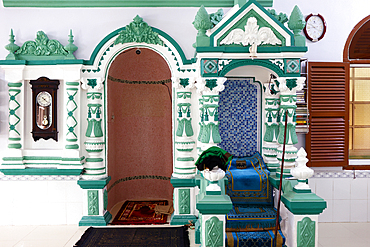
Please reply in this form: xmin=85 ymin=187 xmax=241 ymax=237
xmin=106 ymin=47 xmax=173 ymax=210
xmin=344 ymin=15 xmax=370 ymax=63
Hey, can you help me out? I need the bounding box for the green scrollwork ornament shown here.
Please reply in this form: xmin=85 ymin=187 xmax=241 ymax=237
xmin=15 ymin=31 xmax=68 ymax=57
xmin=114 ymin=15 xmax=163 ymax=46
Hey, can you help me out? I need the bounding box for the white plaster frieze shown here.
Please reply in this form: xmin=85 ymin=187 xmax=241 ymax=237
xmin=269 ymin=59 xmax=284 ymax=71
xmin=218 ymin=59 xmax=232 ymax=71
xmin=220 ymin=17 xmax=282 ymax=47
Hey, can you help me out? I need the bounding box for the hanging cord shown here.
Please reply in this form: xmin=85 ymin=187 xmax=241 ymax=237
xmin=162 ymin=81 xmax=172 ymax=104
xmin=268 ymin=73 xmax=277 ymax=93
xmin=273 ymin=110 xmax=288 ymax=247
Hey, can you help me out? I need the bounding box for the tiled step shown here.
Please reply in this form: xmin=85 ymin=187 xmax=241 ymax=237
xmin=226 ymin=230 xmax=286 ymax=247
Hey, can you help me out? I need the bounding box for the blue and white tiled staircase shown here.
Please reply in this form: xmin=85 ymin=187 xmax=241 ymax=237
xmin=224 ymin=153 xmax=286 ymax=247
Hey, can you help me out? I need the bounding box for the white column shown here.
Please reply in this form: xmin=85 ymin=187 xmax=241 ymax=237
xmin=276 ymin=77 xmax=305 ymax=177
xmin=81 ymin=77 xmax=106 ymax=179
xmin=262 ymin=80 xmax=280 ymax=172
xmin=172 ymin=77 xmax=197 ymax=179
xmin=195 ymin=77 xmax=226 ymax=154
xmin=1 ymin=66 xmax=25 ymax=168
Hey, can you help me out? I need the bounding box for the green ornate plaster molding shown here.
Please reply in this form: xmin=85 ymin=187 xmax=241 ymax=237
xmin=88 ymin=190 xmax=99 ymax=215
xmin=267 ymin=9 xmax=288 ymax=24
xmin=205 ymin=217 xmax=223 ymax=247
xmin=176 ymin=118 xmax=194 ymax=137
xmin=114 ymin=15 xmax=163 ymax=46
xmin=179 ymin=189 xmax=191 ymax=214
xmin=297 ymin=217 xmax=316 ymax=247
xmin=2 ymin=0 xmax=273 ymax=8
xmin=78 ymin=176 xmax=111 ymax=189
xmin=219 ymin=59 xmax=285 ymax=77
xmin=6 ymin=30 xmax=77 ymax=60
xmin=79 ymin=211 xmax=112 ymax=226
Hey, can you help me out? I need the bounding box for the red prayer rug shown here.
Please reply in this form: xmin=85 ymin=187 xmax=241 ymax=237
xmin=111 ymin=200 xmax=168 ymax=225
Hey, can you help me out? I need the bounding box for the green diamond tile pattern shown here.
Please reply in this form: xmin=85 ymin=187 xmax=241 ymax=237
xmin=286 ymin=59 xmax=300 ymax=74
xmin=202 ymin=59 xmax=218 ymax=76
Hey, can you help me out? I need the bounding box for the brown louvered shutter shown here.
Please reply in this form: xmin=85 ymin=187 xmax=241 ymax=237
xmin=306 ymin=62 xmax=349 ymax=167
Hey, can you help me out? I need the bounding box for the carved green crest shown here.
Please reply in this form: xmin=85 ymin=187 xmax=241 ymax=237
xmin=205 ymin=79 xmax=218 ymax=91
xmin=286 ymin=78 xmax=298 ymax=90
xmin=114 ymin=15 xmax=163 ymax=46
xmin=14 ymin=31 xmax=73 ymax=60
xmin=297 ymin=217 xmax=315 ymax=247
xmin=205 ymin=217 xmax=223 ymax=247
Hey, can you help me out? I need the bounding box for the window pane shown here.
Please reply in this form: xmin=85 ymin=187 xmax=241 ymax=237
xmin=354 ymin=104 xmax=370 ymax=125
xmin=353 ymin=128 xmax=370 ymax=149
xmin=350 ymin=105 xmax=353 ymax=126
xmin=354 ymin=67 xmax=370 ymax=78
xmin=354 ymin=80 xmax=370 ymax=101
xmin=350 ymin=68 xmax=354 ymax=78
xmin=350 ymin=79 xmax=353 ymax=102
xmin=349 ymin=127 xmax=353 ymax=150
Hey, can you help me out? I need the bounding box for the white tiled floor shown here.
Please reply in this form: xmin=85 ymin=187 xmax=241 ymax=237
xmin=0 ymin=222 xmax=369 ymax=247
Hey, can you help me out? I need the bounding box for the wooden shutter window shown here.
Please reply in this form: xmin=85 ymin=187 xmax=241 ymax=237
xmin=306 ymin=62 xmax=349 ymax=167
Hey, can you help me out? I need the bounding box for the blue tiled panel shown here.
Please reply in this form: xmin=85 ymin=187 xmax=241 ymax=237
xmin=218 ymin=79 xmax=258 ymax=157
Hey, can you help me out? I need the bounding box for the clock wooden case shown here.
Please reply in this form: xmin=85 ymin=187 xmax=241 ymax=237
xmin=30 ymin=77 xmax=60 ymax=142
xmin=303 ymin=13 xmax=326 ymax=42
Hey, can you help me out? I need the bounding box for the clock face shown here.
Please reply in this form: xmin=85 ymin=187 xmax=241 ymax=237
xmin=304 ymin=14 xmax=326 ymax=42
xmin=36 ymin=91 xmax=52 ymax=107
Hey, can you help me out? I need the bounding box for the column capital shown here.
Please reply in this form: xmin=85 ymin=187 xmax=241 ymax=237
xmin=277 ymin=77 xmax=305 ymax=95
xmin=1 ymin=65 xmax=25 ymax=83
xmin=172 ymin=77 xmax=196 ymax=90
xmin=195 ymin=77 xmax=226 ymax=95
xmin=81 ymin=77 xmax=104 ymax=91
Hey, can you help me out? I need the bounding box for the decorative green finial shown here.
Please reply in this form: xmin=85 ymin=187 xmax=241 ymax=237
xmin=193 ymin=5 xmax=212 ymax=47
xmin=193 ymin=6 xmax=212 ymax=36
xmin=5 ymin=29 xmax=20 ymax=60
xmin=288 ymin=5 xmax=306 ymax=47
xmin=133 ymin=15 xmax=143 ymax=24
xmin=64 ymin=29 xmax=78 ymax=59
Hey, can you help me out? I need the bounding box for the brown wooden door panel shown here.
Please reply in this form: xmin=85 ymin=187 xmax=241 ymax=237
xmin=306 ymin=62 xmax=349 ymax=167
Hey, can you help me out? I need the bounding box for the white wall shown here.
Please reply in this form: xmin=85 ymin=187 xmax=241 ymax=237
xmin=0 ymin=0 xmax=369 ymax=157
xmin=0 ymin=177 xmax=83 ymax=225
xmin=0 ymin=0 xmax=369 ymax=224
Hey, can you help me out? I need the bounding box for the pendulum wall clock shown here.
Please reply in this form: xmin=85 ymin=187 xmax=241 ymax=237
xmin=30 ymin=77 xmax=60 ymax=141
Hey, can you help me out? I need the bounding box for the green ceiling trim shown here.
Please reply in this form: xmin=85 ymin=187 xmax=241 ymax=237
xmin=3 ymin=0 xmax=272 ymax=8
